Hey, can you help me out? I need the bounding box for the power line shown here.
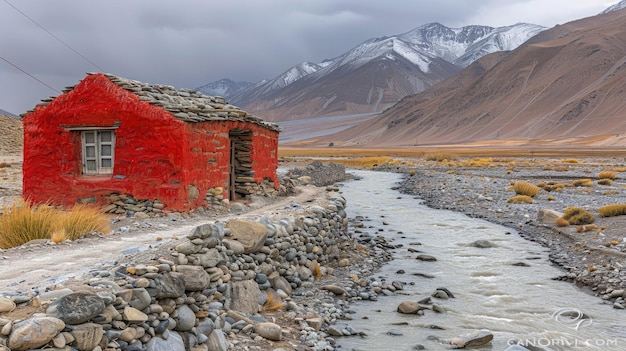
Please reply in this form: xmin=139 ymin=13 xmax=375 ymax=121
xmin=0 ymin=56 xmax=61 ymax=94
xmin=3 ymin=0 xmax=104 ymax=72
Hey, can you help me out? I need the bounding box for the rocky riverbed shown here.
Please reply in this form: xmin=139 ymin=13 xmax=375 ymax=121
xmin=385 ymin=156 xmax=626 ymax=308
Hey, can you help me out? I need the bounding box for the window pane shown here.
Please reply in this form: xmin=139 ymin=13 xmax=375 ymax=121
xmin=85 ymin=145 xmax=96 ymax=158
xmin=84 ymin=132 xmax=95 ymax=143
xmin=101 ymin=145 xmax=112 ymax=156
xmin=101 ymin=158 xmax=112 ymax=168
xmin=100 ymin=131 xmax=112 ymax=142
xmin=86 ymin=160 xmax=96 ymax=171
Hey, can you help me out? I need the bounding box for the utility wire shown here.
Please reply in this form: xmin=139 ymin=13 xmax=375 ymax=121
xmin=0 ymin=56 xmax=61 ymax=94
xmin=3 ymin=0 xmax=104 ymax=72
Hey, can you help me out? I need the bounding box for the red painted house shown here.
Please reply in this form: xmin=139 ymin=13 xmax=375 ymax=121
xmin=22 ymin=73 xmax=280 ymax=213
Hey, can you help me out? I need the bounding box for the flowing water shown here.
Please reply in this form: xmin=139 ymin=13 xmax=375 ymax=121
xmin=335 ymin=170 xmax=626 ymax=351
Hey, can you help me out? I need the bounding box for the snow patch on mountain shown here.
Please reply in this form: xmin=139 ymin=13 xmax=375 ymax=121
xmin=195 ymin=79 xmax=253 ymax=98
xmin=601 ymin=0 xmax=626 ymax=14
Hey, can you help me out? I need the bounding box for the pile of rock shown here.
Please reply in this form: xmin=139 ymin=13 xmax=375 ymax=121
xmin=286 ymin=162 xmax=349 ymax=187
xmin=0 ymin=188 xmax=351 ymax=351
xmin=101 ymin=194 xmax=165 ymax=218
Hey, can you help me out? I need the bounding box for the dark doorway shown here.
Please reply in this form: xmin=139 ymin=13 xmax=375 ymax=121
xmin=229 ymin=129 xmax=253 ymax=201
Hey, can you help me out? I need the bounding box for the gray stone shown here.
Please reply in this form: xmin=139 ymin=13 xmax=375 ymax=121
xmin=196 ymin=248 xmax=223 ymax=268
xmin=470 ymin=240 xmax=495 ymax=248
xmin=223 ymin=239 xmax=245 ymax=255
xmin=449 ymin=329 xmax=494 ymax=348
xmin=504 ymin=346 xmax=531 ymax=351
xmin=8 ymin=316 xmax=65 ymax=350
xmin=198 ymin=319 xmax=216 ymax=337
xmin=230 ymin=280 xmax=261 ymax=314
xmin=205 ymin=329 xmax=228 ymax=351
xmin=256 ymin=322 xmax=282 ymax=341
xmin=0 ymin=297 xmax=15 ymax=313
xmin=145 ymin=329 xmax=185 ymax=351
xmin=225 ymin=220 xmax=268 ymax=253
xmin=174 ymin=239 xmax=201 ymax=255
xmin=537 ymin=208 xmax=563 ymax=224
xmin=69 ymin=323 xmax=103 ymax=351
xmin=321 ymin=285 xmax=345 ymax=295
xmin=46 ymin=292 xmax=106 ymax=324
xmin=397 ymin=301 xmax=423 ymax=314
xmin=269 ymin=275 xmax=292 ymax=296
xmin=123 ymin=306 xmax=149 ymax=323
xmin=416 ymin=254 xmax=437 ymax=261
xmin=130 ymin=288 xmax=152 ymax=311
xmin=176 ymin=265 xmax=211 ymax=291
xmin=152 ymin=272 xmax=186 ymax=298
xmin=174 ymin=305 xmax=196 ymax=331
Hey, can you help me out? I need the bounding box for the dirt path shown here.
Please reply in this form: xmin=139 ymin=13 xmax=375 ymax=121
xmin=0 ymin=185 xmax=324 ymax=293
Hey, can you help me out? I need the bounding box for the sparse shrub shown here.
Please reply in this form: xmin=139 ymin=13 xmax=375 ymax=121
xmin=555 ymin=217 xmax=570 ymax=227
xmin=0 ymin=201 xmax=57 ymax=249
xmin=0 ymin=162 xmax=11 ymax=168
xmin=597 ymin=179 xmax=613 ymax=186
xmin=507 ymin=195 xmax=533 ymax=204
xmin=512 ymin=181 xmax=540 ymax=197
xmin=554 ymin=166 xmax=570 ymax=172
xmin=310 ymin=259 xmax=322 ymax=280
xmin=562 ymin=206 xmax=595 ymax=225
xmin=572 ymin=179 xmax=594 ymax=187
xmin=598 ymin=204 xmax=626 ymax=218
xmin=598 ymin=171 xmax=617 ymax=180
xmin=262 ymin=290 xmax=283 ymax=312
xmin=547 ymin=195 xmax=555 ymax=201
xmin=425 ymin=153 xmax=457 ymax=162
xmin=562 ymin=159 xmax=579 ymax=163
xmin=56 ymin=204 xmax=111 ymax=241
xmin=464 ymin=158 xmax=494 ymax=167
xmin=613 ymin=167 xmax=626 ymax=172
xmin=409 ymin=170 xmax=416 ymax=177
xmin=0 ymin=201 xmax=111 ymax=249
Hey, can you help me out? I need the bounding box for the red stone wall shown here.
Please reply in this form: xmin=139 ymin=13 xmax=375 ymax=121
xmin=23 ymin=73 xmax=279 ymax=212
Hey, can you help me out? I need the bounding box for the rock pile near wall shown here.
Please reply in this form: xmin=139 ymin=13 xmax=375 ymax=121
xmin=285 ymin=162 xmax=349 ymax=187
xmin=0 ymin=188 xmax=349 ymax=351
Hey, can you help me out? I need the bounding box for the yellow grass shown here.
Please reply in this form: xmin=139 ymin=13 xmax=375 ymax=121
xmin=328 ymin=156 xmax=394 ymax=169
xmin=562 ymin=159 xmax=579 ymax=163
xmin=572 ymin=179 xmax=594 ymax=187
xmin=425 ymin=153 xmax=457 ymax=162
xmin=598 ymin=171 xmax=617 ymax=180
xmin=562 ymin=206 xmax=595 ymax=225
xmin=555 ymin=217 xmax=570 ymax=227
xmin=597 ymin=179 xmax=613 ymax=186
xmin=310 ymin=259 xmax=322 ymax=280
xmin=598 ymin=204 xmax=626 ymax=218
xmin=512 ymin=181 xmax=540 ymax=197
xmin=0 ymin=201 xmax=111 ymax=249
xmin=507 ymin=195 xmax=533 ymax=204
xmin=262 ymin=290 xmax=283 ymax=312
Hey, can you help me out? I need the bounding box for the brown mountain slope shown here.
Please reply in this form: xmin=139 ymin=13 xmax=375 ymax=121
xmin=243 ymin=55 xmax=459 ymax=122
xmin=0 ymin=115 xmax=23 ymax=156
xmin=303 ymin=8 xmax=626 ymax=148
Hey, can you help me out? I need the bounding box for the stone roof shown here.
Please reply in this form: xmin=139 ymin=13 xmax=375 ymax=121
xmin=30 ymin=73 xmax=280 ymax=132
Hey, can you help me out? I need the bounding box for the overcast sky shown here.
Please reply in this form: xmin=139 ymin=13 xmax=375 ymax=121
xmin=0 ymin=0 xmax=620 ymax=115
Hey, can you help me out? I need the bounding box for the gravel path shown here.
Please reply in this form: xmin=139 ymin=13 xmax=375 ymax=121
xmin=383 ymin=156 xmax=626 ymax=308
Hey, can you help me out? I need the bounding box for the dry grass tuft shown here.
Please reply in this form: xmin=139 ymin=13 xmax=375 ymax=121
xmin=562 ymin=206 xmax=595 ymax=225
xmin=598 ymin=204 xmax=626 ymax=218
xmin=537 ymin=181 xmax=566 ymax=192
xmin=572 ymin=179 xmax=594 ymax=187
xmin=409 ymin=170 xmax=416 ymax=177
xmin=613 ymin=167 xmax=626 ymax=172
xmin=331 ymin=157 xmax=393 ymax=169
xmin=555 ymin=217 xmax=570 ymax=227
xmin=598 ymin=171 xmax=617 ymax=180
xmin=310 ymin=259 xmax=322 ymax=280
xmin=424 ymin=153 xmax=457 ymax=162
xmin=263 ymin=290 xmax=283 ymax=312
xmin=0 ymin=201 xmax=111 ymax=249
xmin=512 ymin=181 xmax=540 ymax=197
xmin=57 ymin=204 xmax=111 ymax=241
xmin=0 ymin=162 xmax=11 ymax=168
xmin=562 ymin=159 xmax=579 ymax=163
xmin=0 ymin=201 xmax=57 ymax=249
xmin=597 ymin=179 xmax=613 ymax=186
xmin=507 ymin=195 xmax=533 ymax=204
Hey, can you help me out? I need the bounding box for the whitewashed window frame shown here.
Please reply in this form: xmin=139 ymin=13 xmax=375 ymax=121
xmin=81 ymin=129 xmax=115 ymax=175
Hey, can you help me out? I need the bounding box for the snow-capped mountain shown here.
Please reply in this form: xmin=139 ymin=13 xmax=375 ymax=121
xmin=203 ymin=22 xmax=546 ymax=121
xmin=194 ymin=79 xmax=254 ymax=99
xmin=601 ymin=0 xmax=626 ymax=13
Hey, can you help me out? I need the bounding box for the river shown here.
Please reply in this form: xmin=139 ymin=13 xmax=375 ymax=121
xmin=335 ymin=170 xmax=626 ymax=351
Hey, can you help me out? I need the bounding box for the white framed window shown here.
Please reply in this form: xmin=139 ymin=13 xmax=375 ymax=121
xmin=82 ymin=130 xmax=115 ymax=175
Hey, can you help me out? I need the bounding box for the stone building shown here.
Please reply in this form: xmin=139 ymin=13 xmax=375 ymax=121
xmin=22 ymin=73 xmax=280 ymax=213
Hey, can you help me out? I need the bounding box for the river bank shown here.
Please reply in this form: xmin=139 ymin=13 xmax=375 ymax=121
xmin=385 ymin=156 xmax=626 ymax=308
